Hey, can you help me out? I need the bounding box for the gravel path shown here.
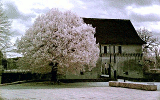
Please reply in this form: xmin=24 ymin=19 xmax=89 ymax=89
xmin=0 ymin=82 xmax=160 ymax=100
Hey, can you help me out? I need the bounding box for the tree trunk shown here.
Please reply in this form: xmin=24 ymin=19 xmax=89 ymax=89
xmin=51 ymin=63 xmax=58 ymax=82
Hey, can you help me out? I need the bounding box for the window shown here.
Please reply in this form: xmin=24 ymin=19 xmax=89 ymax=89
xmin=104 ymin=46 xmax=107 ymax=53
xmin=118 ymin=46 xmax=122 ymax=54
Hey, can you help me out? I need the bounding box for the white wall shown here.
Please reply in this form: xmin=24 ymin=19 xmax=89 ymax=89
xmin=122 ymin=45 xmax=142 ymax=53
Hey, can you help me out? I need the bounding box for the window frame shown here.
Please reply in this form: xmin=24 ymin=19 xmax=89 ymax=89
xmin=118 ymin=46 xmax=122 ymax=54
xmin=104 ymin=46 xmax=107 ymax=53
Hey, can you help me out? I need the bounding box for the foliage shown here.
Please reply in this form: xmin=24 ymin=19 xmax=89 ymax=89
xmin=143 ymin=57 xmax=155 ymax=71
xmin=154 ymin=47 xmax=160 ymax=68
xmin=17 ymin=9 xmax=99 ymax=74
xmin=0 ymin=3 xmax=11 ymax=55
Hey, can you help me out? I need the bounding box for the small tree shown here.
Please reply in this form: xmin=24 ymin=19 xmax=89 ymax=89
xmin=137 ymin=28 xmax=160 ymax=69
xmin=17 ymin=9 xmax=99 ymax=80
xmin=0 ymin=3 xmax=11 ymax=55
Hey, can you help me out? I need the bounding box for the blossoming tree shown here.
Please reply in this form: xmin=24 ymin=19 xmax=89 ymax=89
xmin=17 ymin=9 xmax=99 ymax=76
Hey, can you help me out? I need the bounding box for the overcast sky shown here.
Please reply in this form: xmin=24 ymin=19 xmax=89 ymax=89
xmin=1 ymin=0 xmax=160 ymax=44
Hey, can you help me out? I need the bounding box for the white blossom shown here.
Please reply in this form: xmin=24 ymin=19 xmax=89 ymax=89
xmin=17 ymin=9 xmax=99 ymax=74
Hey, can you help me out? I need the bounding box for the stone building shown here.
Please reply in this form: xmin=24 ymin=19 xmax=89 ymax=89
xmin=83 ymin=18 xmax=146 ymax=79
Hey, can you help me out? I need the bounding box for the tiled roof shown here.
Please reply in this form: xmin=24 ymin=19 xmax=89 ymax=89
xmin=83 ymin=18 xmax=146 ymax=45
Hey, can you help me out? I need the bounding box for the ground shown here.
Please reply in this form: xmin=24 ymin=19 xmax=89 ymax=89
xmin=0 ymin=81 xmax=160 ymax=100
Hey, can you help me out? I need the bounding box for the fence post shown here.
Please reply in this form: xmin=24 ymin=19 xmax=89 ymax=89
xmin=0 ymin=65 xmax=3 ymax=84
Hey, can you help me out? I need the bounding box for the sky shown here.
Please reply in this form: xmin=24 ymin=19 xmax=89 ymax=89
xmin=0 ymin=0 xmax=160 ymax=57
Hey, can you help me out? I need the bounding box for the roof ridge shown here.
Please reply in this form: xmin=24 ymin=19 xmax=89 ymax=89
xmin=82 ymin=17 xmax=130 ymax=21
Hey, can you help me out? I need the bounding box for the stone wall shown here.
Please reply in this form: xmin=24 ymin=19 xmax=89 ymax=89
xmin=117 ymin=58 xmax=144 ymax=78
xmin=100 ymin=54 xmax=144 ymax=79
xmin=109 ymin=81 xmax=157 ymax=91
xmin=62 ymin=58 xmax=102 ymax=79
xmin=100 ymin=44 xmax=144 ymax=79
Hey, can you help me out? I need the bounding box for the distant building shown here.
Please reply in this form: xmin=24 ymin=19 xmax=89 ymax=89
xmin=6 ymin=57 xmax=20 ymax=70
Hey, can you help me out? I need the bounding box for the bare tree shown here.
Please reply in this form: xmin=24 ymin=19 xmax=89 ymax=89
xmin=0 ymin=3 xmax=11 ymax=57
xmin=137 ymin=28 xmax=159 ymax=54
